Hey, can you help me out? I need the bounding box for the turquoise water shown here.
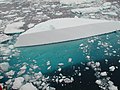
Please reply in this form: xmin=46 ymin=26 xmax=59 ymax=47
xmin=10 ymin=31 xmax=120 ymax=74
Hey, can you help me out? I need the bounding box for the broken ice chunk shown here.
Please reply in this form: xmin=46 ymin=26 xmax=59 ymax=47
xmin=0 ymin=62 xmax=10 ymax=71
xmin=109 ymin=66 xmax=116 ymax=72
xmin=12 ymin=77 xmax=24 ymax=89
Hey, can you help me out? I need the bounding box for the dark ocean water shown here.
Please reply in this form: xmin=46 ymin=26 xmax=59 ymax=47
xmin=3 ymin=31 xmax=119 ymax=90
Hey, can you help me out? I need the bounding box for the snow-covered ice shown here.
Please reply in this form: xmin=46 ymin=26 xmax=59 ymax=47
xmin=100 ymin=72 xmax=107 ymax=76
xmin=12 ymin=77 xmax=24 ymax=89
xmin=20 ymin=83 xmax=37 ymax=90
xmin=0 ymin=62 xmax=10 ymax=71
xmin=109 ymin=66 xmax=116 ymax=72
xmin=4 ymin=21 xmax=25 ymax=34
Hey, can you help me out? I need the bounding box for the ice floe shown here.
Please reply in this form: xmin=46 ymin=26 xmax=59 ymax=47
xmin=4 ymin=21 xmax=25 ymax=34
xmin=109 ymin=66 xmax=116 ymax=72
xmin=0 ymin=34 xmax=12 ymax=43
xmin=0 ymin=62 xmax=10 ymax=71
xmin=20 ymin=83 xmax=37 ymax=90
xmin=12 ymin=77 xmax=24 ymax=89
xmin=6 ymin=70 xmax=15 ymax=76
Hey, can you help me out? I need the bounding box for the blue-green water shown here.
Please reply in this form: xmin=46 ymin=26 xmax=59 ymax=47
xmin=10 ymin=31 xmax=120 ymax=73
xmin=1 ymin=31 xmax=120 ymax=90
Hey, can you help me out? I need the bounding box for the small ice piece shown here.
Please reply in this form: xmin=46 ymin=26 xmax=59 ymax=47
xmin=17 ymin=70 xmax=26 ymax=76
xmin=78 ymin=73 xmax=81 ymax=76
xmin=46 ymin=86 xmax=56 ymax=90
xmin=0 ymin=62 xmax=10 ymax=71
xmin=34 ymin=72 xmax=42 ymax=79
xmin=5 ymin=79 xmax=12 ymax=85
xmin=118 ymin=60 xmax=120 ymax=63
xmin=102 ymin=2 xmax=112 ymax=7
xmin=113 ymin=51 xmax=117 ymax=53
xmin=59 ymin=79 xmax=64 ymax=83
xmin=58 ymin=68 xmax=62 ymax=72
xmin=95 ymin=80 xmax=102 ymax=85
xmin=47 ymin=66 xmax=51 ymax=70
xmin=109 ymin=66 xmax=116 ymax=72
xmin=64 ymin=78 xmax=72 ymax=83
xmin=68 ymin=58 xmax=72 ymax=63
xmin=32 ymin=65 xmax=38 ymax=70
xmin=20 ymin=83 xmax=37 ymax=90
xmin=28 ymin=23 xmax=35 ymax=28
xmin=41 ymin=82 xmax=46 ymax=86
xmin=8 ymin=45 xmax=14 ymax=49
xmin=58 ymin=63 xmax=64 ymax=66
xmin=100 ymin=72 xmax=107 ymax=76
xmin=86 ymin=56 xmax=90 ymax=60
xmin=108 ymin=81 xmax=118 ymax=90
xmin=2 ymin=57 xmax=8 ymax=60
xmin=6 ymin=70 xmax=15 ymax=76
xmin=79 ymin=43 xmax=84 ymax=47
xmin=0 ymin=76 xmax=3 ymax=79
xmin=2 ymin=48 xmax=11 ymax=55
xmin=95 ymin=62 xmax=100 ymax=67
xmin=42 ymin=84 xmax=49 ymax=90
xmin=85 ymin=67 xmax=89 ymax=70
xmin=46 ymin=61 xmax=51 ymax=66
xmin=20 ymin=65 xmax=27 ymax=70
xmin=12 ymin=77 xmax=24 ymax=89
xmin=23 ymin=74 xmax=31 ymax=82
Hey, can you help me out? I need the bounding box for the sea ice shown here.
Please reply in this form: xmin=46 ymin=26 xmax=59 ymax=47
xmin=109 ymin=66 xmax=116 ymax=72
xmin=100 ymin=72 xmax=107 ymax=76
xmin=20 ymin=65 xmax=27 ymax=70
xmin=6 ymin=70 xmax=15 ymax=76
xmin=20 ymin=83 xmax=37 ymax=90
xmin=12 ymin=77 xmax=24 ymax=89
xmin=0 ymin=62 xmax=10 ymax=71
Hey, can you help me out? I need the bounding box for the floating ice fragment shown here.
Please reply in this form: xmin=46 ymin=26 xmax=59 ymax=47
xmin=0 ymin=76 xmax=3 ymax=79
xmin=95 ymin=80 xmax=102 ymax=85
xmin=23 ymin=74 xmax=31 ymax=82
xmin=20 ymin=65 xmax=27 ymax=70
xmin=108 ymin=81 xmax=118 ymax=90
xmin=95 ymin=62 xmax=100 ymax=67
xmin=58 ymin=68 xmax=62 ymax=72
xmin=64 ymin=78 xmax=73 ymax=83
xmin=8 ymin=45 xmax=14 ymax=50
xmin=20 ymin=83 xmax=37 ymax=90
xmin=100 ymin=72 xmax=107 ymax=76
xmin=0 ymin=62 xmax=10 ymax=71
xmin=6 ymin=70 xmax=15 ymax=76
xmin=12 ymin=77 xmax=24 ymax=89
xmin=58 ymin=63 xmax=64 ymax=66
xmin=47 ymin=66 xmax=51 ymax=70
xmin=5 ymin=79 xmax=12 ymax=85
xmin=17 ymin=70 xmax=26 ymax=76
xmin=59 ymin=79 xmax=64 ymax=83
xmin=68 ymin=58 xmax=72 ymax=63
xmin=78 ymin=73 xmax=81 ymax=76
xmin=109 ymin=66 xmax=116 ymax=72
xmin=46 ymin=61 xmax=51 ymax=66
xmin=32 ymin=65 xmax=39 ymax=70
xmin=46 ymin=86 xmax=56 ymax=90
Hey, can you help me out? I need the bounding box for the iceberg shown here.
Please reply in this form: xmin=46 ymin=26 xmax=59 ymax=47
xmin=14 ymin=18 xmax=120 ymax=73
xmin=15 ymin=18 xmax=120 ymax=47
